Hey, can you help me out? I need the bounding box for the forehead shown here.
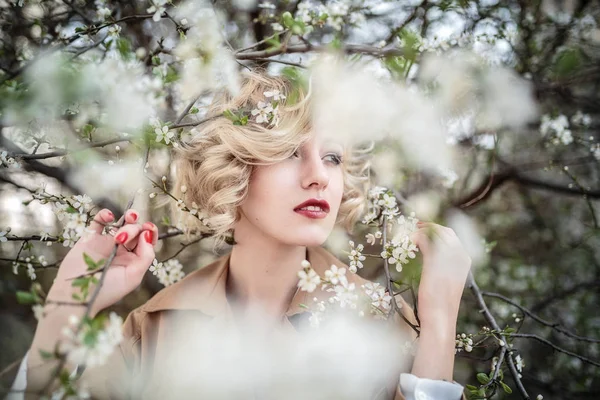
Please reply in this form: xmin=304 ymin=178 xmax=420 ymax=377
xmin=304 ymin=131 xmax=345 ymax=150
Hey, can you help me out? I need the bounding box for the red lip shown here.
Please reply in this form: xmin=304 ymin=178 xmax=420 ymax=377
xmin=294 ymin=198 xmax=330 ymax=213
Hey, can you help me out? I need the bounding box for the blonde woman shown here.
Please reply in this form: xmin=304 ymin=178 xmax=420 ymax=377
xmin=11 ymin=71 xmax=471 ymax=399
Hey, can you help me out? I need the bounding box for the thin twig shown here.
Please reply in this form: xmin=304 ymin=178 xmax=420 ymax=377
xmin=482 ymin=291 xmax=600 ymax=343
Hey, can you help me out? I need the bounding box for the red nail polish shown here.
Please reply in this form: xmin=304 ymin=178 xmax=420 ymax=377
xmin=116 ymin=232 xmax=128 ymax=244
xmin=130 ymin=212 xmax=138 ymax=222
xmin=144 ymin=230 xmax=153 ymax=244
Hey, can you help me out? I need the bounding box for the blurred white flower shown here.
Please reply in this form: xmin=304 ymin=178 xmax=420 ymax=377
xmin=571 ymin=110 xmax=591 ymax=126
xmin=0 ymin=228 xmax=8 ymax=242
xmin=68 ymin=158 xmax=146 ymax=200
xmin=61 ymin=312 xmax=124 ymax=368
xmin=32 ymin=304 xmax=45 ymax=320
xmin=540 ymin=114 xmax=573 ymax=145
xmin=447 ymin=209 xmax=486 ymax=267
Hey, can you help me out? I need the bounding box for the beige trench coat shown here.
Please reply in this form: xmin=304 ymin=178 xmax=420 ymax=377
xmin=75 ymin=246 xmax=465 ymax=400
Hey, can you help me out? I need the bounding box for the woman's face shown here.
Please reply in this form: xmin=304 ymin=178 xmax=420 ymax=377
xmin=237 ymin=133 xmax=345 ymax=247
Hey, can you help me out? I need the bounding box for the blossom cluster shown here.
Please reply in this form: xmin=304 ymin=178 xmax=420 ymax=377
xmin=32 ymin=189 xmax=95 ymax=249
xmin=380 ymin=235 xmax=418 ymax=273
xmin=293 ymin=0 xmax=365 ymax=31
xmin=60 ymin=312 xmax=124 ymax=368
xmin=297 ymin=259 xmax=395 ymax=328
xmin=0 ymin=150 xmax=21 ymax=169
xmin=12 ymin=254 xmax=48 ymax=280
xmin=361 ymin=186 xmax=400 ymax=225
xmin=455 ymin=333 xmax=474 ymax=353
xmin=149 ymin=258 xmax=186 ymax=287
xmin=540 ymin=114 xmax=573 ymax=145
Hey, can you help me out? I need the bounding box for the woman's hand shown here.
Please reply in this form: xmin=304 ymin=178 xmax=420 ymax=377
xmin=410 ymin=221 xmax=472 ymax=328
xmin=46 ymin=208 xmax=158 ymax=317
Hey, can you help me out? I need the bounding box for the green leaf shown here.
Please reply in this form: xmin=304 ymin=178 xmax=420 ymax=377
xmin=72 ymin=277 xmax=89 ymax=287
xmin=189 ymin=107 xmax=199 ymax=114
xmin=500 ymin=381 xmax=512 ymax=394
xmin=83 ymin=252 xmax=97 ymax=270
xmin=553 ymin=47 xmax=584 ymax=77
xmin=476 ymin=373 xmax=490 ymax=384
xmin=281 ymin=12 xmax=294 ymax=28
xmin=117 ymin=38 xmax=131 ymax=58
xmin=39 ymin=349 xmax=54 ymax=360
xmin=82 ymin=124 xmax=95 ymax=139
xmin=16 ymin=291 xmax=37 ymax=305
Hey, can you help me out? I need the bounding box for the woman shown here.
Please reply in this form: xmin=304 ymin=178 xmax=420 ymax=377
xmin=12 ymin=70 xmax=471 ymax=399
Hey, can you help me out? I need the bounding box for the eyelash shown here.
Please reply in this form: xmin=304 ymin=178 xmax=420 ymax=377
xmin=290 ymin=150 xmax=343 ymax=165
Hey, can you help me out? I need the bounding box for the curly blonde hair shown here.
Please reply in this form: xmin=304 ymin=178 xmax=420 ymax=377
xmin=171 ymin=69 xmax=371 ymax=249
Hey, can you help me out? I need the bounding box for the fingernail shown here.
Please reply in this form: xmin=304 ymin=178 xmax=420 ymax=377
xmin=106 ymin=210 xmax=114 ymax=220
xmin=142 ymin=222 xmax=156 ymax=231
xmin=116 ymin=232 xmax=128 ymax=244
xmin=144 ymin=230 xmax=153 ymax=244
xmin=129 ymin=212 xmax=138 ymax=222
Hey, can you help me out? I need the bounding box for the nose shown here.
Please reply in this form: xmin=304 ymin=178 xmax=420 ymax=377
xmin=301 ymin=153 xmax=330 ymax=191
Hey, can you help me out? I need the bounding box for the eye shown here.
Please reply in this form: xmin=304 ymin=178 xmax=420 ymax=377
xmin=324 ymin=153 xmax=343 ymax=165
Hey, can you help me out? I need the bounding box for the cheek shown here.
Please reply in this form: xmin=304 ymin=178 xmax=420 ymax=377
xmin=244 ymin=166 xmax=292 ymax=212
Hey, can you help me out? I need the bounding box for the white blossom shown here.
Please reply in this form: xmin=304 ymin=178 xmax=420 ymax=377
xmin=540 ymin=114 xmax=573 ymax=145
xmin=0 ymin=228 xmax=8 ymax=242
xmin=381 ymin=236 xmax=418 ymax=272
xmin=572 ymin=110 xmax=591 ymax=126
xmin=365 ymin=231 xmax=382 ymax=246
xmin=264 ymin=90 xmax=286 ymax=102
xmin=147 ymin=0 xmax=168 ymax=22
xmin=271 ymin=22 xmax=284 ymax=32
xmin=363 ymin=282 xmax=392 ymax=312
xmin=251 ymin=101 xmax=275 ymax=125
xmin=72 ymin=194 xmax=93 ymax=213
xmin=150 ymin=259 xmax=186 ymax=287
xmin=96 ymin=7 xmax=112 ymax=20
xmin=32 ymin=304 xmax=45 ymax=320
xmin=515 ymin=354 xmax=525 ymax=372
xmin=297 ymin=268 xmax=321 ymax=293
xmin=151 ymin=117 xmax=175 ymax=145
xmin=347 ymin=241 xmax=366 ymax=273
xmin=324 ymin=264 xmax=347 ymax=286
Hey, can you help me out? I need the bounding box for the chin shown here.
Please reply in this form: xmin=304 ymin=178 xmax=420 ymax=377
xmin=285 ymin=226 xmax=333 ymax=247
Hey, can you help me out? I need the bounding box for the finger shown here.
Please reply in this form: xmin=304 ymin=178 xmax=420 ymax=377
xmin=416 ymin=222 xmax=448 ymax=243
xmin=124 ymin=209 xmax=140 ymax=225
xmin=132 ymin=229 xmax=156 ymax=274
xmin=141 ymin=221 xmax=159 ymax=246
xmin=409 ymin=230 xmax=430 ymax=255
xmin=114 ymin=224 xmax=143 ymax=249
xmin=89 ymin=209 xmax=115 ymax=234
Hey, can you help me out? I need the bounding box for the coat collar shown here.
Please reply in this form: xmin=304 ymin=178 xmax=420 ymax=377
xmin=141 ymin=246 xmax=367 ymax=317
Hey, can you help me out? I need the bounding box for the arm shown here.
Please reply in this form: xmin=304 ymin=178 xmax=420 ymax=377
xmin=394 ymin=221 xmax=472 ymax=400
xmin=392 ymin=295 xmax=465 ymax=400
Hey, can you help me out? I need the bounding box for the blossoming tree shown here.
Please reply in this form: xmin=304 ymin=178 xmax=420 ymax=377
xmin=1 ymin=0 xmax=599 ymax=399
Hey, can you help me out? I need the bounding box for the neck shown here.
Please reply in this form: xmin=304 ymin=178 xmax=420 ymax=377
xmin=227 ymin=226 xmax=307 ymax=319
